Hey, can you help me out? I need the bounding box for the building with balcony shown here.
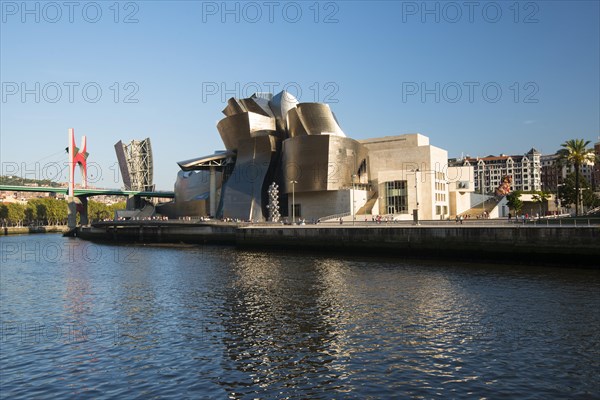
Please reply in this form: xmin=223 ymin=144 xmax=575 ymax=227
xmin=541 ymin=152 xmax=595 ymax=193
xmin=450 ymin=149 xmax=541 ymax=194
xmin=594 ymin=141 xmax=600 ymax=190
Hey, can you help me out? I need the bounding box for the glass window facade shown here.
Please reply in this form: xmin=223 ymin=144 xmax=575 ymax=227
xmin=384 ymin=181 xmax=408 ymax=214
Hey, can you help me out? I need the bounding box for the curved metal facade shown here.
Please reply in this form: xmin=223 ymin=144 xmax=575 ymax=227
xmin=218 ymin=135 xmax=279 ymax=221
xmin=292 ymin=103 xmax=345 ymax=137
xmin=270 ymin=90 xmax=299 ymax=133
xmin=281 ymin=135 xmax=368 ymax=193
xmin=174 ymin=169 xmax=219 ymax=202
xmin=217 ymin=112 xmax=276 ymax=151
xmin=240 ymin=97 xmax=274 ymax=118
xmin=170 ymin=90 xmax=369 ymax=221
xmin=286 ymin=108 xmax=308 ymax=138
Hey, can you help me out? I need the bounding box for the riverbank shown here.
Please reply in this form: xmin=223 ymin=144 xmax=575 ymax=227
xmin=244 ymin=225 xmax=600 ymax=265
xmin=78 ymin=221 xmax=238 ymax=244
xmin=77 ymin=221 xmax=600 ymax=266
xmin=2 ymin=225 xmax=69 ymax=235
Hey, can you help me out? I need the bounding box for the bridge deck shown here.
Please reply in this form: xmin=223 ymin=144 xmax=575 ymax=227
xmin=0 ymin=185 xmax=174 ymax=198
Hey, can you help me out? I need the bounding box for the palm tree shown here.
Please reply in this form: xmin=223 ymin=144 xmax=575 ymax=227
xmin=558 ymin=139 xmax=595 ymax=216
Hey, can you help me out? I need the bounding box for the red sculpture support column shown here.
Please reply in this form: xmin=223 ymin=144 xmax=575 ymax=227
xmin=67 ymin=128 xmax=89 ymax=228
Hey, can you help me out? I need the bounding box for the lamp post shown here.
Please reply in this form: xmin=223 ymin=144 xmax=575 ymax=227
xmin=351 ymin=174 xmax=357 ymax=226
xmin=578 ymin=187 xmax=585 ymax=215
xmin=290 ymin=180 xmax=297 ymax=224
xmin=556 ymin=183 xmax=564 ymax=215
xmin=416 ymin=169 xmax=419 ymax=222
xmin=409 ymin=168 xmax=420 ymax=225
xmin=480 ymin=167 xmax=486 ymax=218
xmin=349 ymin=149 xmax=357 ymax=226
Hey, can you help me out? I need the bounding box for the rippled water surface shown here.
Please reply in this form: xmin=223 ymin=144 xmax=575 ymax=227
xmin=1 ymin=234 xmax=599 ymax=398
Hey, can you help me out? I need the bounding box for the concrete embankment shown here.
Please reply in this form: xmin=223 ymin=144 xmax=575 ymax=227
xmin=236 ymin=225 xmax=600 ymax=265
xmin=78 ymin=222 xmax=237 ymax=244
xmin=2 ymin=226 xmax=69 ymax=235
xmin=77 ymin=222 xmax=600 ymax=265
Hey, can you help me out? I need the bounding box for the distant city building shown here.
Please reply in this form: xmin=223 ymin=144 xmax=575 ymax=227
xmin=594 ymin=141 xmax=600 ymax=190
xmin=91 ymin=195 xmax=128 ymax=205
xmin=541 ymin=152 xmax=595 ymax=193
xmin=0 ymin=189 xmax=61 ymax=202
xmin=540 ymin=153 xmax=562 ymax=193
xmin=450 ymin=148 xmax=541 ymax=194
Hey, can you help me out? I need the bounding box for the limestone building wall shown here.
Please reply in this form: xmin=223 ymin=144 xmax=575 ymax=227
xmin=290 ymin=189 xmax=369 ymax=221
xmin=360 ymin=134 xmax=449 ymax=220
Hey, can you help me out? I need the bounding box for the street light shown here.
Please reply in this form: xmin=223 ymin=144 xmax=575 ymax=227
xmin=290 ymin=180 xmax=298 ymax=224
xmin=577 ymin=187 xmax=585 ymax=216
xmin=556 ymin=183 xmax=564 ymax=215
xmin=348 ymin=149 xmax=357 ymax=226
xmin=480 ymin=167 xmax=486 ymax=219
xmin=409 ymin=168 xmax=420 ymax=225
xmin=351 ymin=174 xmax=357 ymax=226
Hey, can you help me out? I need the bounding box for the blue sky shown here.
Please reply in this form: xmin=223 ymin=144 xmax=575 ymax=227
xmin=1 ymin=0 xmax=599 ymax=189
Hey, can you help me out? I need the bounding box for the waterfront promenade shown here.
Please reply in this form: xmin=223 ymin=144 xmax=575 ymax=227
xmin=78 ymin=218 xmax=600 ymax=266
xmin=2 ymin=225 xmax=69 ymax=235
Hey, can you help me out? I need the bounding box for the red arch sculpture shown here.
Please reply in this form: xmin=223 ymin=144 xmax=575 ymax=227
xmin=68 ymin=128 xmax=88 ymax=197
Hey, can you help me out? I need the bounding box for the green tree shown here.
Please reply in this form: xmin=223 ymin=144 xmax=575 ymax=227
xmin=28 ymin=197 xmax=67 ymax=225
xmin=558 ymin=172 xmax=598 ymax=211
xmin=44 ymin=198 xmax=59 ymax=225
xmin=558 ymin=139 xmax=596 ymax=216
xmin=0 ymin=204 xmax=8 ymax=225
xmin=110 ymin=201 xmax=127 ymax=212
xmin=25 ymin=202 xmax=38 ymax=224
xmin=506 ymin=191 xmax=523 ymax=216
xmin=55 ymin=199 xmax=68 ymax=225
xmin=583 ymin=190 xmax=600 ymax=209
xmin=6 ymin=202 xmax=25 ymax=226
xmin=33 ymin=199 xmax=48 ymax=224
xmin=88 ymin=200 xmax=111 ymax=222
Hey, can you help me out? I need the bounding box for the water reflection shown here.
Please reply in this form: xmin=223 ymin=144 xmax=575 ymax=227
xmin=219 ymin=252 xmax=356 ymax=396
xmin=63 ymin=241 xmax=95 ymax=338
xmin=1 ymin=235 xmax=599 ymax=398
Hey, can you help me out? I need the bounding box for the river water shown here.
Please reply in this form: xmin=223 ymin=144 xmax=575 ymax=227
xmin=1 ymin=234 xmax=599 ymax=399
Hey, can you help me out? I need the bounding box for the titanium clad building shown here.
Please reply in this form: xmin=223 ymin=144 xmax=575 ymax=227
xmin=165 ymin=90 xmax=453 ymax=222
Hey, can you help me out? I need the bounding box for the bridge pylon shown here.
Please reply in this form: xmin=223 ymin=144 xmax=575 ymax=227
xmin=67 ymin=128 xmax=89 ymax=229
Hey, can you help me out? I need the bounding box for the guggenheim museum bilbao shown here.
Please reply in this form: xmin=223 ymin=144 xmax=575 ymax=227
xmin=160 ymin=90 xmax=474 ymax=222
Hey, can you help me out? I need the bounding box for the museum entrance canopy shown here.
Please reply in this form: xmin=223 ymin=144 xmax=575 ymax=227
xmin=177 ymin=151 xmax=235 ymax=171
